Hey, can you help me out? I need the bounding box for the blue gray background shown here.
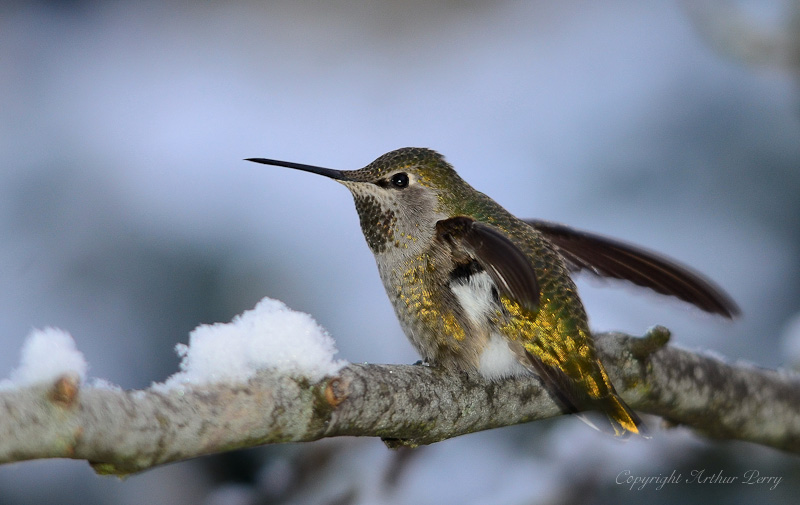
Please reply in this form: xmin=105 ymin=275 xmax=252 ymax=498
xmin=1 ymin=1 xmax=799 ymax=504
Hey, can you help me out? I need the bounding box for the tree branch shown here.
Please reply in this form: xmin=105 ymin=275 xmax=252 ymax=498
xmin=1 ymin=329 xmax=798 ymax=475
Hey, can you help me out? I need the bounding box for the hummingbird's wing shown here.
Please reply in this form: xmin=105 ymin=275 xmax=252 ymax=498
xmin=525 ymin=219 xmax=740 ymax=318
xmin=435 ymin=216 xmax=539 ymax=314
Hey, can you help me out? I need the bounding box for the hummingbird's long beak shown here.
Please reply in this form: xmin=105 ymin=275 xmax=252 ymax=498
xmin=245 ymin=158 xmax=348 ymax=181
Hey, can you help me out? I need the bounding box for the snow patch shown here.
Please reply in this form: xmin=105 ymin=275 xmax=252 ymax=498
xmin=155 ymin=297 xmax=345 ymax=390
xmin=1 ymin=327 xmax=88 ymax=388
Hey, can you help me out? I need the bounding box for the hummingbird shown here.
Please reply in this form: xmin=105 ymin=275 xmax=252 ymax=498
xmin=246 ymin=147 xmax=739 ymax=437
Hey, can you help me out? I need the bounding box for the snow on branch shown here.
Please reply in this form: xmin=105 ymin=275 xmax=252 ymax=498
xmin=0 ymin=302 xmax=799 ymax=476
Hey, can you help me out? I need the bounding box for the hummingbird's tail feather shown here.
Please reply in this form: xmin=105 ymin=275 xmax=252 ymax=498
xmin=569 ymin=394 xmax=648 ymax=439
xmin=523 ymin=349 xmax=647 ymax=438
xmin=593 ymin=393 xmax=648 ymax=439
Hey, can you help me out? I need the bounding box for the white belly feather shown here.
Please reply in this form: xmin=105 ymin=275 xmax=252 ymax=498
xmin=450 ymin=270 xmax=529 ymax=380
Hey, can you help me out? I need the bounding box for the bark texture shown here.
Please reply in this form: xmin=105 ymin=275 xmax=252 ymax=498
xmin=1 ymin=328 xmax=798 ymax=475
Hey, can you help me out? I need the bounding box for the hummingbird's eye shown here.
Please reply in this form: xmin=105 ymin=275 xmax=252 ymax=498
xmin=390 ymin=172 xmax=410 ymax=188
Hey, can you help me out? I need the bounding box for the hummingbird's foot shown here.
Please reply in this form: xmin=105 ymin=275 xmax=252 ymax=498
xmin=381 ymin=437 xmax=419 ymax=449
xmin=630 ymin=325 xmax=671 ymax=359
xmin=660 ymin=417 xmax=681 ymax=430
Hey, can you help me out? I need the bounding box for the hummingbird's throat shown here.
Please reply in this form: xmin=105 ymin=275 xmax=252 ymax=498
xmin=352 ymin=193 xmax=398 ymax=253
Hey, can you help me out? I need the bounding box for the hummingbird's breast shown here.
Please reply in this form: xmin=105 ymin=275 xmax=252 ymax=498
xmin=375 ymin=238 xmax=521 ymax=374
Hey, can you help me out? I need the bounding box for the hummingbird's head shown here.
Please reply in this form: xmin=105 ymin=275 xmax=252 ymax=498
xmin=247 ymin=147 xmax=467 ymax=254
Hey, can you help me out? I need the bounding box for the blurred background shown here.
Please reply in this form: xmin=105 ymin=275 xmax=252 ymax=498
xmin=1 ymin=0 xmax=799 ymax=503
